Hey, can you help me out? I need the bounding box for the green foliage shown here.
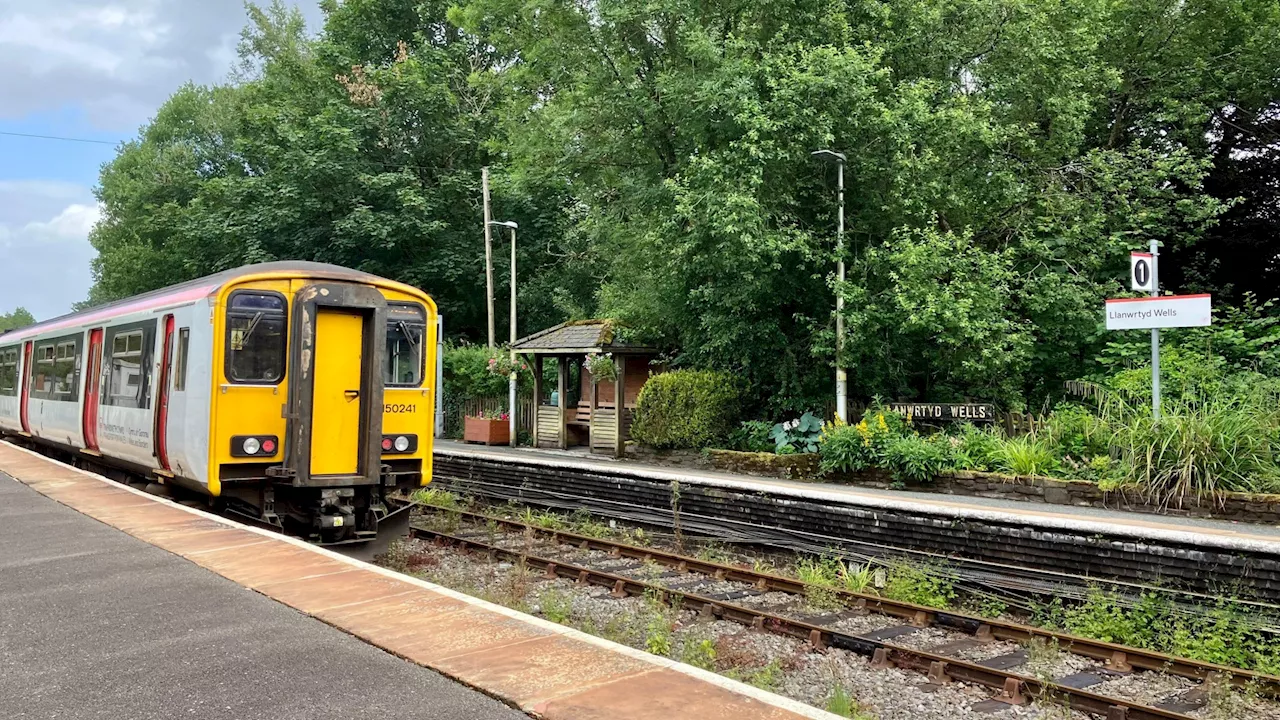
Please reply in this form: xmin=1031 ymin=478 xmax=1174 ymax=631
xmin=88 ymin=0 xmax=1280 ymax=418
xmin=0 ymin=307 xmax=35 ymax=334
xmin=539 ymin=588 xmax=573 ymax=624
xmin=445 ymin=344 xmax=513 ymax=399
xmin=993 ymin=434 xmax=1060 ymax=477
xmin=411 ymin=487 xmax=462 ymax=510
xmin=882 ymin=434 xmax=952 ymax=484
xmin=883 ymin=563 xmax=956 ymax=609
xmin=726 ymin=420 xmax=775 ymax=453
xmin=819 ymin=408 xmax=910 ymax=474
xmin=769 ymin=412 xmax=823 ymax=454
xmin=951 ymin=424 xmax=1004 ymax=472
xmin=825 ymin=685 xmax=873 ymax=719
xmin=680 ymin=637 xmax=717 ymax=671
xmin=584 ymin=353 xmax=618 ymax=384
xmin=630 ymin=370 xmax=742 ymax=450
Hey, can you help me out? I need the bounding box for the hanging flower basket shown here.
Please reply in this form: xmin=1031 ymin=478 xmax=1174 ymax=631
xmin=585 ymin=352 xmax=618 ymax=384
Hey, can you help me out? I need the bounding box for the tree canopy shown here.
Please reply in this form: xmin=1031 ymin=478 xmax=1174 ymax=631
xmin=0 ymin=308 xmax=35 ymax=334
xmin=88 ymin=0 xmax=1280 ymax=413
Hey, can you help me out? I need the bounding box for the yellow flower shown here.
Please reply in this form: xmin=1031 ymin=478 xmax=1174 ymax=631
xmin=877 ymin=414 xmax=888 ymax=432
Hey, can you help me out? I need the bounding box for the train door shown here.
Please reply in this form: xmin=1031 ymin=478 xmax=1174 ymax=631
xmin=153 ymin=315 xmax=174 ymax=469
xmin=82 ymin=329 xmax=104 ymax=450
xmin=309 ymin=309 xmax=365 ymax=476
xmin=19 ymin=341 xmax=32 ymax=434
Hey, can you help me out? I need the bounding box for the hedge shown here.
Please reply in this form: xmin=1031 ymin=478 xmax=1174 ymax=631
xmin=630 ymin=370 xmax=741 ymax=449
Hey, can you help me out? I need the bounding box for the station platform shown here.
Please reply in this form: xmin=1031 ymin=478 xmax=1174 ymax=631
xmin=434 ymin=441 xmax=1280 ymax=602
xmin=0 ymin=442 xmax=827 ymax=720
xmin=436 ymin=440 xmax=1280 ymax=548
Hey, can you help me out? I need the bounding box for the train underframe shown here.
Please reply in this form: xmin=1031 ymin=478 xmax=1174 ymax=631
xmin=221 ymin=474 xmax=421 ymax=545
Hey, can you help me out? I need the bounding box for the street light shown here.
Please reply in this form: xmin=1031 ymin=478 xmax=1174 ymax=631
xmin=812 ymin=149 xmax=847 ymax=422
xmin=489 ymin=220 xmax=519 ymax=446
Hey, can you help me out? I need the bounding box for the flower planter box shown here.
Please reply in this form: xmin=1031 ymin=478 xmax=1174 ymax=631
xmin=465 ymin=416 xmax=510 ymax=445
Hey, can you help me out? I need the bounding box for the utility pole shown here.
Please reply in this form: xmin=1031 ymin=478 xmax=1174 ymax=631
xmin=482 ymin=167 xmax=495 ymax=349
xmin=1150 ymin=239 xmax=1161 ymax=420
xmin=490 ymin=220 xmax=520 ymax=447
xmin=812 ymin=150 xmax=848 ymax=422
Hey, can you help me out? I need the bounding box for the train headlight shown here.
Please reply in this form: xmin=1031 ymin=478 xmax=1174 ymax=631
xmin=394 ymin=435 xmax=410 ymax=452
xmin=381 ymin=438 xmax=393 ymax=451
xmin=242 ymin=437 xmax=261 ymax=456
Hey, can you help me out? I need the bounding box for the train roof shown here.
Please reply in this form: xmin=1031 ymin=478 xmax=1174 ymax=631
xmin=3 ymin=261 xmax=390 ymax=339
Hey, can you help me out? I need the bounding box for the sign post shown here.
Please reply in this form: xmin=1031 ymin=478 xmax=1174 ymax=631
xmin=1107 ymin=244 xmax=1212 ymax=421
xmin=1147 ymin=242 xmax=1160 ymax=419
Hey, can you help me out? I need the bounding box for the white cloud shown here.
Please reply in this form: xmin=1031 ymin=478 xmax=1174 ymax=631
xmin=0 ymin=186 xmax=99 ymax=321
xmin=0 ymin=0 xmax=324 ymax=130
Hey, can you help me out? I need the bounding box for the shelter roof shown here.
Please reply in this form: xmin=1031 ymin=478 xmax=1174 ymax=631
xmin=512 ymin=319 xmax=659 ymax=355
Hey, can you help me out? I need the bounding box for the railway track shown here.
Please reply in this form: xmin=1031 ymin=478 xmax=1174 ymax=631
xmin=409 ymin=505 xmax=1280 ymax=720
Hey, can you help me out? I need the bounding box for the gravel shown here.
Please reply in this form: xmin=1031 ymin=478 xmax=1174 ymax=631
xmin=399 ymin=518 xmax=1280 ymax=720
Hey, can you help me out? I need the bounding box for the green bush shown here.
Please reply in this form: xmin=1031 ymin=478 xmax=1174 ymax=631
xmin=819 ymin=407 xmax=909 ymax=474
xmin=882 ymin=434 xmax=951 ymax=483
xmin=443 ymin=344 xmax=511 ymax=399
xmin=993 ymin=434 xmax=1059 ymax=476
xmin=1107 ymin=397 xmax=1280 ymax=500
xmin=951 ymin=423 xmax=1003 ymax=471
xmin=1043 ymin=403 xmax=1109 ymax=460
xmin=726 ymin=420 xmax=775 ymax=453
xmin=630 ymin=370 xmax=742 ymax=449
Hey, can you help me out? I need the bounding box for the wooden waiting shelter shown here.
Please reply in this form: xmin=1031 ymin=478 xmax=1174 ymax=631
xmin=513 ymin=320 xmax=661 ymax=457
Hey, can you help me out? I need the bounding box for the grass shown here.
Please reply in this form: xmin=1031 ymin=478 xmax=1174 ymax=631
xmin=680 ymin=636 xmax=718 ymax=670
xmin=539 ymin=587 xmax=573 ymax=624
xmin=826 ymin=684 xmax=875 ymax=719
xmin=411 ymin=487 xmax=463 ymax=510
xmin=993 ymin=433 xmax=1058 ymax=476
xmin=882 ymin=563 xmax=955 ymax=609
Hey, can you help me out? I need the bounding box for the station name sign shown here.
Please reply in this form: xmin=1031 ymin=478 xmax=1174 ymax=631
xmin=1105 ymin=294 xmax=1211 ymax=330
xmin=887 ymin=403 xmax=996 ymax=422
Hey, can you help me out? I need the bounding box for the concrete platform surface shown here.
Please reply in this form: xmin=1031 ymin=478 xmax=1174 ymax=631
xmin=437 ymin=440 xmax=1280 ymax=553
xmin=0 ymin=441 xmax=829 ymax=720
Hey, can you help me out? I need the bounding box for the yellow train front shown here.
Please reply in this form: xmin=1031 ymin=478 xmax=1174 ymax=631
xmin=0 ymin=261 xmax=437 ymax=544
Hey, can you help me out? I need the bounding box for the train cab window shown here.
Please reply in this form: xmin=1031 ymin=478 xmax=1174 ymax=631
xmin=0 ymin=347 xmax=18 ymax=397
xmin=384 ymin=304 xmax=426 ymax=387
xmin=174 ymin=328 xmax=190 ymax=391
xmin=226 ymin=292 xmax=286 ymax=384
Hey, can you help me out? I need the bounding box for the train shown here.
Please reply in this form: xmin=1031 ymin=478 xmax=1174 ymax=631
xmin=0 ymin=261 xmax=437 ymax=543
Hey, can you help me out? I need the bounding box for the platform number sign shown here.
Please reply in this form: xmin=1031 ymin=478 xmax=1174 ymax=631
xmin=1131 ymin=252 xmax=1154 ymax=292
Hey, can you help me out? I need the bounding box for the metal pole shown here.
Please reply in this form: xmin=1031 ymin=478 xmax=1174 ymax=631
xmin=835 ymin=159 xmax=847 ymax=422
xmin=1150 ymin=238 xmax=1160 ymax=420
xmin=482 ymin=167 xmax=495 ymax=349
xmin=509 ymin=227 xmax=518 ymax=447
xmin=435 ymin=314 xmax=445 ymax=439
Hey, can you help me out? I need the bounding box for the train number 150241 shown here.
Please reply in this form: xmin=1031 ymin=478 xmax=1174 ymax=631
xmin=384 ymin=403 xmax=417 ymax=414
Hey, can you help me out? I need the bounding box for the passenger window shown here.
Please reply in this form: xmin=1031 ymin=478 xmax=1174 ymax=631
xmin=0 ymin=347 xmax=18 ymax=397
xmin=174 ymin=328 xmax=190 ymax=391
xmin=52 ymin=341 xmax=80 ymax=400
xmin=33 ymin=344 xmax=54 ymax=395
xmin=226 ymin=292 xmax=286 ymax=384
xmin=384 ymin=304 xmax=425 ymax=387
xmin=108 ymin=330 xmax=147 ymax=407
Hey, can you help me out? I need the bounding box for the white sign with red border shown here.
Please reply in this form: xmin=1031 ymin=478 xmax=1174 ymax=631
xmin=1130 ymin=252 xmax=1154 ymax=291
xmin=1105 ymin=294 xmax=1212 ymax=330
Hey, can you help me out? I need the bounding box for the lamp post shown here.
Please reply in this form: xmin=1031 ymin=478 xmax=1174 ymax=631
xmin=489 ymin=220 xmax=519 ymax=446
xmin=812 ymin=149 xmax=847 ymax=422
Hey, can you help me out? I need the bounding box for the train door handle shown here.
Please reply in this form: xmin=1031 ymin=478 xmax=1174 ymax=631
xmin=344 ymin=390 xmax=360 ymax=401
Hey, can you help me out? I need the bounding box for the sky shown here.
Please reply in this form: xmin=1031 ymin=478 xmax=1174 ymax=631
xmin=0 ymin=0 xmax=324 ymax=322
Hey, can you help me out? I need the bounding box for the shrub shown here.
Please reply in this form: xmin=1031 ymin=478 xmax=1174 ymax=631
xmin=819 ymin=407 xmax=908 ymax=473
xmin=726 ymin=420 xmax=775 ymax=453
xmin=951 ymin=423 xmax=1003 ymax=471
xmin=1043 ymin=403 xmax=1109 ymax=460
xmin=1107 ymin=397 xmax=1280 ymax=501
xmin=444 ymin=343 xmax=511 ymax=398
xmin=769 ymin=411 xmax=823 ymax=453
xmin=993 ymin=434 xmax=1059 ymax=476
xmin=630 ymin=370 xmax=742 ymax=449
xmin=882 ymin=434 xmax=951 ymax=483
xmin=883 ymin=563 xmax=956 ymax=609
